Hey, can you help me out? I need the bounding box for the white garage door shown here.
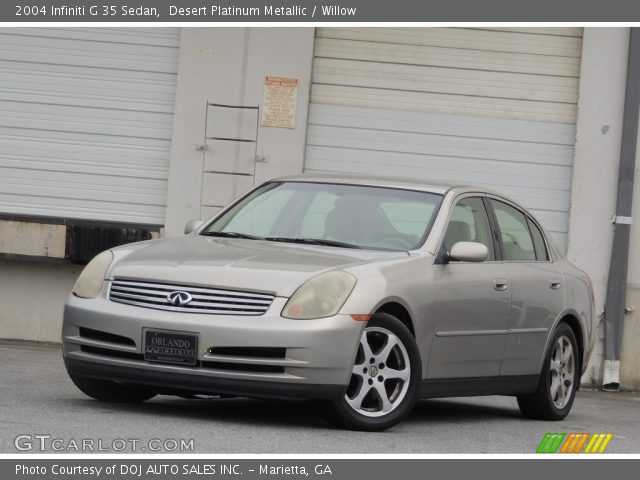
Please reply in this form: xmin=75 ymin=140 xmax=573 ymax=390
xmin=0 ymin=28 xmax=180 ymax=225
xmin=306 ymin=27 xmax=583 ymax=249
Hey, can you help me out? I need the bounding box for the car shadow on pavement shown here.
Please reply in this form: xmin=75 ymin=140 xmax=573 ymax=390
xmin=66 ymin=396 xmax=329 ymax=429
xmin=63 ymin=394 xmax=523 ymax=431
xmin=409 ymin=398 xmax=523 ymax=423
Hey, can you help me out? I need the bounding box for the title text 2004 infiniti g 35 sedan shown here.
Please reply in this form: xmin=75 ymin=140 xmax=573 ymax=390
xmin=62 ymin=174 xmax=595 ymax=431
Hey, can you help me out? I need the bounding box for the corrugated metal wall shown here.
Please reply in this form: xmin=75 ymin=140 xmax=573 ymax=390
xmin=0 ymin=28 xmax=180 ymax=225
xmin=306 ymin=27 xmax=583 ymax=249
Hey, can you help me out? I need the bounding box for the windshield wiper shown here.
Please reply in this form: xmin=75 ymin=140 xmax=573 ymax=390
xmin=202 ymin=232 xmax=361 ymax=248
xmin=201 ymin=231 xmax=264 ymax=240
xmin=265 ymin=237 xmax=362 ymax=249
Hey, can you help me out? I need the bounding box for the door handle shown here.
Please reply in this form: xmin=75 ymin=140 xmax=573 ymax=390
xmin=493 ymin=278 xmax=509 ymax=291
xmin=549 ymin=278 xmax=562 ymax=290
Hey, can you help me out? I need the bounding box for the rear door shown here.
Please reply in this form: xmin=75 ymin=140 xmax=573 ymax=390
xmin=429 ymin=195 xmax=511 ymax=378
xmin=487 ymin=198 xmax=565 ymax=376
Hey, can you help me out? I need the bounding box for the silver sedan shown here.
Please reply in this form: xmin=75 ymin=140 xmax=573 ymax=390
xmin=62 ymin=174 xmax=596 ymax=431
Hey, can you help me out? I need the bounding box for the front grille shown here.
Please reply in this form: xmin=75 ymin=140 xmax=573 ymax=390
xmin=109 ymin=279 xmax=275 ymax=315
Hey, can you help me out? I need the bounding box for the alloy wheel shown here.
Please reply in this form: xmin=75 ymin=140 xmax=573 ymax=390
xmin=549 ymin=335 xmax=575 ymax=409
xmin=345 ymin=327 xmax=411 ymax=417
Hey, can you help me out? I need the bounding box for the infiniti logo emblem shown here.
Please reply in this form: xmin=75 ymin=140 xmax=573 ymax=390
xmin=167 ymin=291 xmax=192 ymax=306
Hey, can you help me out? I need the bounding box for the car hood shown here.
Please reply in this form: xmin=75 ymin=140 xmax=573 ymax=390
xmin=109 ymin=235 xmax=406 ymax=297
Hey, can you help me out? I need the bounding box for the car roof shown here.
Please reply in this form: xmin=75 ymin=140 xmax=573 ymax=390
xmin=272 ymin=172 xmax=469 ymax=195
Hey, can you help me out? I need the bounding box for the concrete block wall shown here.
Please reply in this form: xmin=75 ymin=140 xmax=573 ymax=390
xmin=567 ymin=27 xmax=640 ymax=390
xmin=620 ymin=146 xmax=640 ymax=390
xmin=0 ymin=260 xmax=80 ymax=342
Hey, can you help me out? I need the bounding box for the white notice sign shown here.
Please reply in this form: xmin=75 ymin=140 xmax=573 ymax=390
xmin=261 ymin=76 xmax=299 ymax=129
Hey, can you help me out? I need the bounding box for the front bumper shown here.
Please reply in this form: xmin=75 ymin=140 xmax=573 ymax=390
xmin=63 ymin=357 xmax=345 ymax=400
xmin=62 ymin=290 xmax=364 ymax=401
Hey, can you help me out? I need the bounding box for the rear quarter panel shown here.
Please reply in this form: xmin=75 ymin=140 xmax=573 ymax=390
xmin=556 ymin=258 xmax=596 ymax=374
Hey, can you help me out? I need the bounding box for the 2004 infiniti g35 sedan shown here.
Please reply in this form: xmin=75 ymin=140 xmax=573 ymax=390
xmin=62 ymin=174 xmax=596 ymax=431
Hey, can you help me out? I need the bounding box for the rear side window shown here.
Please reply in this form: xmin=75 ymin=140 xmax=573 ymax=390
xmin=490 ymin=200 xmax=536 ymax=261
xmin=527 ymin=217 xmax=550 ymax=261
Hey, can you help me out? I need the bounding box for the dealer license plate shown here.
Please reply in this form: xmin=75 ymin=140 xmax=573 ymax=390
xmin=144 ymin=329 xmax=198 ymax=366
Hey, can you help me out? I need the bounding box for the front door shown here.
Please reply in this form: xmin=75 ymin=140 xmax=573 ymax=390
xmin=428 ymin=196 xmax=511 ymax=379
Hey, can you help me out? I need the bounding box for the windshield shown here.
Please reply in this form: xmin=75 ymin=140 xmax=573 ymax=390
xmin=202 ymin=182 xmax=443 ymax=251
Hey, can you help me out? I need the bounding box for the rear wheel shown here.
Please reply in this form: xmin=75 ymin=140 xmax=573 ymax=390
xmin=324 ymin=313 xmax=421 ymax=431
xmin=69 ymin=374 xmax=156 ymax=403
xmin=517 ymin=323 xmax=579 ymax=420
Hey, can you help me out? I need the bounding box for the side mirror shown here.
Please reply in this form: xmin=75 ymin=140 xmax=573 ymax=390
xmin=184 ymin=219 xmax=204 ymax=235
xmin=448 ymin=241 xmax=488 ymax=263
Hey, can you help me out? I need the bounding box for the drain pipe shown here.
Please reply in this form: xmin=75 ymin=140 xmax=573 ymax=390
xmin=602 ymin=28 xmax=640 ymax=392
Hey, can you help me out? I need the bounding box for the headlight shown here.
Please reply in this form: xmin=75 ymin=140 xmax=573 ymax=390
xmin=282 ymin=271 xmax=356 ymax=320
xmin=72 ymin=250 xmax=113 ymax=299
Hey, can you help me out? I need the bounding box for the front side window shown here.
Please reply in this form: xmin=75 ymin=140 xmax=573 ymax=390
xmin=490 ymin=200 xmax=536 ymax=261
xmin=203 ymin=182 xmax=442 ymax=251
xmin=442 ymin=197 xmax=495 ymax=261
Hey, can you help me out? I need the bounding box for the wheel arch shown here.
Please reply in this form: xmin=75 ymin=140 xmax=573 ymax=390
xmin=540 ymin=309 xmax=586 ymax=375
xmin=559 ymin=313 xmax=585 ymax=373
xmin=373 ymin=300 xmax=415 ymax=337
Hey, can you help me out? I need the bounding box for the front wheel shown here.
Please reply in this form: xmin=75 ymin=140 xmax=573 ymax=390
xmin=517 ymin=323 xmax=579 ymax=420
xmin=324 ymin=313 xmax=421 ymax=431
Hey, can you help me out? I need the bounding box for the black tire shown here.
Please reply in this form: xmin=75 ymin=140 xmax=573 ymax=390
xmin=517 ymin=323 xmax=580 ymax=420
xmin=69 ymin=374 xmax=157 ymax=403
xmin=322 ymin=312 xmax=421 ymax=431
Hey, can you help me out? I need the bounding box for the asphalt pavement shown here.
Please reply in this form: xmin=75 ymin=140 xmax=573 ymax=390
xmin=1 ymin=340 xmax=638 ymax=454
